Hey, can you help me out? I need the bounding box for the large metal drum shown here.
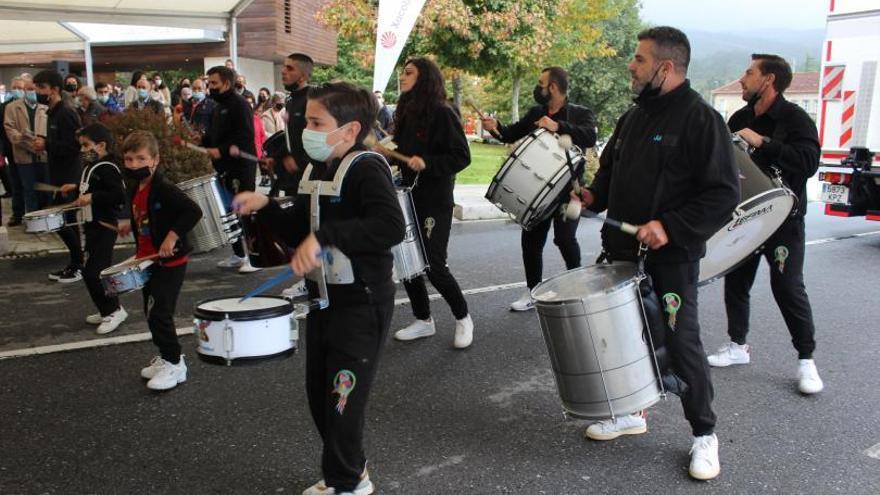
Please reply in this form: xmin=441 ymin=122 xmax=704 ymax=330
xmin=391 ymin=187 xmax=428 ymax=282
xmin=531 ymin=263 xmax=661 ymax=420
xmin=177 ymin=175 xmax=242 ymax=254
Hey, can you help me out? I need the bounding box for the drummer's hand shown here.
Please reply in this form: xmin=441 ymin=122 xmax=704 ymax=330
xmin=636 ymin=220 xmax=669 ymax=250
xmin=481 ymin=117 xmax=498 ymax=132
xmin=259 ymin=156 xmax=274 ymax=172
xmin=735 ymin=128 xmax=764 ymax=148
xmin=282 ymin=155 xmax=298 ymax=173
xmin=159 ymin=231 xmax=178 ymax=258
xmin=407 ymin=155 xmax=426 ymax=172
xmin=74 ymin=193 xmax=92 ymax=206
xmin=117 ymin=220 xmax=131 ymax=237
xmin=232 ymin=191 xmax=269 ymax=215
xmin=205 ymin=147 xmax=221 ymax=159
xmin=535 ymin=116 xmax=559 ymax=133
xmin=575 ymin=188 xmax=594 ymax=208
xmin=59 ymin=183 xmax=77 ymax=193
xmin=290 ymin=233 xmax=322 ymax=277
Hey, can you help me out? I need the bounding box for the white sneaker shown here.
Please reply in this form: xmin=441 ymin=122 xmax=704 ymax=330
xmin=141 ymin=356 xmax=166 ymax=380
xmin=797 ymin=359 xmax=824 ymax=394
xmin=393 ymin=318 xmax=436 ymax=341
xmin=85 ymin=313 xmax=103 ymax=325
xmin=509 ymin=291 xmax=534 ymax=312
xmin=584 ymin=411 xmax=647 ymax=441
xmin=689 ymin=433 xmax=720 ymax=480
xmin=96 ymin=307 xmax=128 ymax=335
xmin=707 ymin=342 xmax=750 ymax=367
xmin=302 ymin=470 xmax=374 ymax=495
xmin=282 ymin=280 xmax=309 ymax=299
xmin=146 ymin=356 xmax=187 ymax=391
xmin=453 ymin=314 xmax=474 ymax=349
xmin=238 ymin=259 xmax=262 ymax=274
xmin=217 ymin=255 xmax=245 ymax=268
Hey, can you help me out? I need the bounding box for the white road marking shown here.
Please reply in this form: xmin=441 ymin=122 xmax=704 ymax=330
xmin=3 ymin=229 xmax=879 ymax=360
xmin=865 ymin=443 xmax=880 ymax=460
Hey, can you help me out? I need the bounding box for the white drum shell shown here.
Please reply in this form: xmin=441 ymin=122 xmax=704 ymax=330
xmin=195 ymin=316 xmax=296 ymax=362
xmin=532 ymin=264 xmax=661 ymax=419
xmin=178 ymin=175 xmax=242 ymax=254
xmin=23 ymin=212 xmax=65 ymax=233
xmin=100 ymin=264 xmax=150 ymax=296
xmin=391 ymin=187 xmax=427 ymax=282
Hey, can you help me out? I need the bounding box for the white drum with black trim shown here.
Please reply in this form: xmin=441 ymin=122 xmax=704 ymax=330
xmin=193 ymin=296 xmax=296 ymax=365
xmin=23 ymin=209 xmax=65 ymax=233
xmin=391 ymin=187 xmax=428 ymax=282
xmin=485 ymin=129 xmax=584 ymax=230
xmin=699 ymin=141 xmax=796 ymax=285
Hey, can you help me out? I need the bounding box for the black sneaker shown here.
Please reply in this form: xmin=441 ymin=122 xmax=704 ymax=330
xmin=56 ymin=266 xmax=83 ymax=283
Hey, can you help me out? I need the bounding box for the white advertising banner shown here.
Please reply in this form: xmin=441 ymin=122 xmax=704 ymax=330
xmin=372 ymin=0 xmax=426 ymax=92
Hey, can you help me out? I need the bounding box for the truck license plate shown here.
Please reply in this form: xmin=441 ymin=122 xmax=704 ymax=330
xmin=821 ymin=183 xmax=849 ymax=204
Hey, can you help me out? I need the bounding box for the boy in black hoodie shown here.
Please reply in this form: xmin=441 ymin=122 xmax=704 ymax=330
xmin=234 ymin=82 xmax=404 ymax=495
xmin=117 ymin=131 xmax=202 ymax=391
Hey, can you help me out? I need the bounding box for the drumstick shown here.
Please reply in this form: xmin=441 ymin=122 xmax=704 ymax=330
xmin=239 ymin=267 xmax=295 ymax=303
xmin=464 ymin=98 xmax=503 ymax=140
xmin=34 ymin=182 xmax=62 ymax=192
xmin=363 ymin=134 xmax=413 ymax=164
xmin=580 ymin=209 xmax=639 ymax=235
xmin=172 ymin=136 xmax=261 ymax=164
xmin=374 ymin=120 xmax=391 ymax=138
xmin=98 ymin=221 xmax=119 ymax=232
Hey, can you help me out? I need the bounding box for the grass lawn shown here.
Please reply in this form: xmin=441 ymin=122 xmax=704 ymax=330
xmin=457 ymin=141 xmax=510 ymax=184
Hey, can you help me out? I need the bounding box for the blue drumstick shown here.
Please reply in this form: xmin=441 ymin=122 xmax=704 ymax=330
xmin=239 ymin=267 xmax=295 ymax=303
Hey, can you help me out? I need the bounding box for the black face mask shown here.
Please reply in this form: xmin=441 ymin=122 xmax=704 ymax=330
xmin=80 ymin=150 xmax=99 ymax=164
xmin=209 ymin=88 xmax=223 ymax=98
xmin=533 ymin=85 xmax=549 ymax=106
xmin=124 ymin=167 xmax=152 ymax=181
xmin=258 ymin=95 xmax=268 ymax=103
xmin=284 ymin=81 xmax=302 ymax=92
xmin=65 ymin=84 xmax=78 ymax=93
xmin=633 ymin=65 xmax=665 ymax=102
xmin=274 ymin=103 xmax=284 ymax=111
xmin=36 ymin=93 xmax=50 ymax=105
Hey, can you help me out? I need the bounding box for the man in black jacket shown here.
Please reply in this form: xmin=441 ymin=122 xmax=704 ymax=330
xmin=707 ymin=54 xmax=824 ymax=395
xmin=33 ymin=69 xmax=84 ymax=283
xmin=272 ymin=52 xmax=313 ymax=197
xmin=482 ymin=67 xmax=597 ymax=311
xmin=576 ymin=27 xmax=739 ymax=481
xmin=203 ymin=65 xmax=259 ymax=273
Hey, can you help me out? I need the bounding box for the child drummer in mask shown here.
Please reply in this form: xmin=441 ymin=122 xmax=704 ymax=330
xmin=116 ymin=131 xmax=202 ymax=392
xmin=233 ymin=82 xmax=404 ymax=495
xmin=59 ymin=123 xmax=128 ymax=335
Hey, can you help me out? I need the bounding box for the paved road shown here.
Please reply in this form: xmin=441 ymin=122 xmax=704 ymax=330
xmin=1 ymin=203 xmax=879 ymax=494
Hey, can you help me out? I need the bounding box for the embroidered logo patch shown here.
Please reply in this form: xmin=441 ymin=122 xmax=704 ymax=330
xmin=333 ymin=370 xmax=357 ymax=414
xmin=424 ymin=217 xmax=436 ymax=240
xmin=774 ymin=246 xmax=789 ymax=274
xmin=662 ymin=292 xmax=682 ymax=330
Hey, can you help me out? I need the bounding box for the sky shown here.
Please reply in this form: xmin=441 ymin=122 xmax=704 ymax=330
xmin=639 ymin=0 xmax=828 ymax=32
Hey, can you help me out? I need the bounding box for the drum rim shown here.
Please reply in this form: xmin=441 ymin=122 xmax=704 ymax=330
xmin=532 ymin=263 xmax=638 ymax=304
xmin=24 ymin=210 xmax=64 ymax=219
xmin=193 ymin=295 xmax=293 ymax=321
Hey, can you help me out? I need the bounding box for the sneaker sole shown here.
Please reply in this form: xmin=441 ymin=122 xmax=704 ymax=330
xmin=393 ymin=330 xmax=436 ymax=342
xmin=707 ymin=357 xmax=750 ymax=368
xmin=57 ymin=276 xmax=83 ymax=284
xmin=689 ymin=465 xmax=720 ymax=481
xmin=147 ymin=374 xmax=187 ymax=391
xmin=585 ymin=424 xmax=647 ymax=441
xmin=509 ymin=305 xmax=535 ymax=312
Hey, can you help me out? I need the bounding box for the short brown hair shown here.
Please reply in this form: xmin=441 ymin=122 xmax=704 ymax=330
xmin=308 ymin=82 xmax=378 ymax=143
xmin=751 ymin=54 xmax=793 ymax=93
xmin=121 ymin=130 xmax=160 ymax=158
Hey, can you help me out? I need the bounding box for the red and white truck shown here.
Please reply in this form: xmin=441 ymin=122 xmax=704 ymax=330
xmin=816 ymin=0 xmax=880 ymax=220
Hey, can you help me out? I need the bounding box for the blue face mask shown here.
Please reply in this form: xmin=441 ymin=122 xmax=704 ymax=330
xmin=25 ymin=91 xmax=37 ymax=104
xmin=302 ymin=125 xmax=349 ymax=163
xmin=192 ymin=91 xmax=206 ymax=102
xmin=97 ymin=94 xmax=109 ymax=104
xmin=10 ymin=89 xmax=24 ymax=101
xmin=137 ymin=89 xmax=149 ymax=100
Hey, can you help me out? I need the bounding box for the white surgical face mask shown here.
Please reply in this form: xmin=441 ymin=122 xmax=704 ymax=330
xmin=301 ymin=124 xmax=349 ymax=162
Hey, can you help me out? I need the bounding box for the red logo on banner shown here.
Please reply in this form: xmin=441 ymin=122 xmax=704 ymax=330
xmin=381 ymin=31 xmax=397 ymax=49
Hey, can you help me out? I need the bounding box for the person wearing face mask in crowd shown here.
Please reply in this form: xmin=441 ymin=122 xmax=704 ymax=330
xmin=32 ymin=69 xmax=86 ymax=283
xmin=4 ymin=75 xmax=49 ymax=222
xmin=63 ymin=75 xmax=80 ymax=97
xmin=481 ymin=67 xmax=597 ymax=312
xmin=382 ymin=57 xmax=475 ymax=349
xmin=95 ymin=82 xmax=122 ymax=114
xmin=124 ymin=71 xmax=148 ymax=108
xmin=202 ymin=65 xmax=260 ymax=273
xmin=255 ymin=87 xmax=271 ymax=114
xmin=131 ymin=78 xmax=166 ymax=117
xmin=117 ymin=130 xmax=202 ymax=391
xmin=261 ymin=92 xmax=287 ymax=136
xmin=183 ymin=78 xmax=215 ymax=136
xmin=234 ymin=74 xmax=255 ymax=101
xmin=573 ymin=27 xmax=739 ymax=481
xmin=233 ymin=81 xmax=404 ymax=495
xmin=76 ymin=86 xmax=107 ymax=126
xmin=58 ymin=123 xmax=129 ymax=334
xmin=245 ymin=94 xmax=266 ymax=160
xmin=706 ymin=54 xmax=825 ymax=395
xmin=173 ymin=86 xmax=192 ymax=126
xmin=171 ymin=77 xmax=191 ymax=107
xmin=151 ymin=73 xmax=171 ymax=109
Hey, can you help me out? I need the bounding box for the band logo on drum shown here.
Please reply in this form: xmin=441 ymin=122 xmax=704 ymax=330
xmin=333 ymin=370 xmax=357 ymax=415
xmin=727 ymin=204 xmax=773 ymax=231
xmin=194 ymin=320 xmax=211 ymax=342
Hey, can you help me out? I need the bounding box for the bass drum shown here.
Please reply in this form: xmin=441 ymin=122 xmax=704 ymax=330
xmin=699 ymin=141 xmax=796 ymax=285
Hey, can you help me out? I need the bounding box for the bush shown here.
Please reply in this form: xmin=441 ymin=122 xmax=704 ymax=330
xmin=101 ymin=108 xmax=214 ymax=183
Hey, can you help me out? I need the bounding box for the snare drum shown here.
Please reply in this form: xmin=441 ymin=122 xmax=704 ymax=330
xmin=23 ymin=208 xmax=65 ymax=233
xmin=485 ymin=129 xmax=585 ymax=230
xmin=193 ymin=296 xmax=296 ymax=365
xmin=532 ymin=263 xmax=662 ymax=420
xmin=100 ymin=258 xmax=153 ymax=297
xmin=699 ymin=142 xmax=796 ymax=285
xmin=178 ymin=175 xmax=242 ymax=254
xmin=391 ymin=187 xmax=428 ymax=282
xmin=242 ymin=196 xmax=295 ymax=268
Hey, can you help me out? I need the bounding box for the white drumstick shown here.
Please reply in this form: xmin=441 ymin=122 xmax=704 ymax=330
xmin=580 ymin=209 xmax=639 ymax=235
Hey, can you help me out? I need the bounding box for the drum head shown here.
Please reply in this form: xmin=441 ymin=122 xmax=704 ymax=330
xmin=699 ymin=189 xmax=794 ymax=285
xmin=194 ymin=296 xmax=293 ymax=321
xmin=532 ymin=263 xmax=636 ymax=303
